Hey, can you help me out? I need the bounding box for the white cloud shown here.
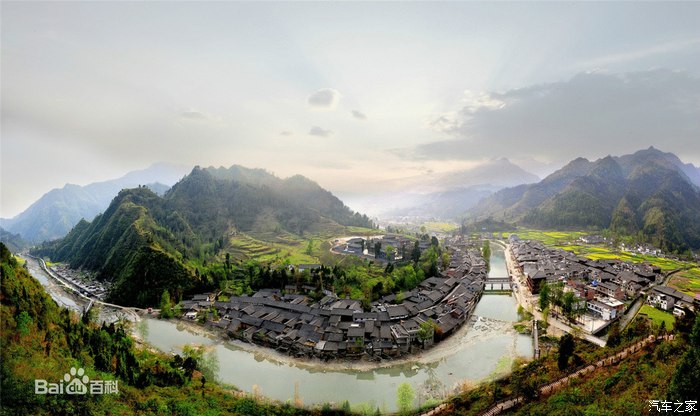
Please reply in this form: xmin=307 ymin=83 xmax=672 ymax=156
xmin=308 ymin=88 xmax=341 ymax=110
xmin=308 ymin=126 xmax=334 ymax=137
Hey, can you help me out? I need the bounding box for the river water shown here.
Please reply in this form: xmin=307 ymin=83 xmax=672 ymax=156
xmin=136 ymin=243 xmax=532 ymax=412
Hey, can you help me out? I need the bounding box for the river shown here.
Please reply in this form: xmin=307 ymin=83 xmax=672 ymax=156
xmin=136 ymin=243 xmax=532 ymax=412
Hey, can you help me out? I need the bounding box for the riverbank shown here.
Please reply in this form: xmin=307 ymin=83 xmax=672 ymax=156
xmin=138 ymin=312 xmax=520 ymax=373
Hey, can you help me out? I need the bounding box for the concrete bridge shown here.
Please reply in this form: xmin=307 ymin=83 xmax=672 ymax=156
xmin=484 ymin=277 xmax=512 ymax=291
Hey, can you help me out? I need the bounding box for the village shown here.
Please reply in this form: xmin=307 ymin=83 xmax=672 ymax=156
xmin=507 ymin=235 xmax=698 ymax=336
xmin=179 ymin=237 xmax=487 ymax=360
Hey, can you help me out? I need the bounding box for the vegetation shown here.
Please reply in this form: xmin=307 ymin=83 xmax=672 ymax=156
xmin=668 ymin=313 xmax=700 ymax=401
xmin=482 ymin=241 xmax=491 ymax=272
xmin=1 ymin=242 xmax=361 ymax=416
xmin=446 ymin=314 xmax=697 ymax=415
xmin=638 ymin=305 xmax=676 ymax=330
xmin=396 ymin=382 xmax=415 ymax=415
xmin=0 ymin=226 xmax=28 ymax=253
xmin=35 ymin=166 xmax=374 ymax=308
xmin=471 ymin=148 xmax=700 ymax=252
xmin=668 ymin=267 xmax=700 ymax=295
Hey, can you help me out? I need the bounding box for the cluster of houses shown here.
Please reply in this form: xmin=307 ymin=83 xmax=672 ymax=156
xmin=335 ymin=234 xmax=432 ymax=261
xmin=647 ymin=286 xmax=697 ymax=317
xmin=510 ymin=236 xmax=698 ymax=321
xmin=179 ymin=240 xmax=486 ymax=360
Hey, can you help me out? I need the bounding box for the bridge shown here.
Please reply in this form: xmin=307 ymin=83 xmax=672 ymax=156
xmin=484 ymin=276 xmax=513 ymax=291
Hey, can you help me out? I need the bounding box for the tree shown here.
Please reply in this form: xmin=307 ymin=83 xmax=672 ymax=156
xmin=159 ymin=290 xmax=173 ymax=319
xmin=668 ymin=314 xmax=700 ymax=401
xmin=562 ymin=291 xmax=576 ymax=319
xmin=417 ymin=320 xmax=435 ymax=348
xmin=305 ymin=239 xmax=314 ymax=255
xmin=386 ymin=245 xmax=395 ymax=261
xmin=482 ymin=241 xmax=491 ymax=272
xmin=557 ymin=333 xmax=575 ymax=371
xmin=411 ymin=241 xmax=421 ymax=263
xmin=16 ymin=311 xmax=32 ymax=337
xmin=396 ymin=382 xmax=415 ymax=415
xmin=539 ymin=283 xmax=551 ymax=311
xmin=607 ymin=320 xmax=621 ymax=347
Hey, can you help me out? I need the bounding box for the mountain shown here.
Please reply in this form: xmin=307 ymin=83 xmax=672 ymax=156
xmin=34 ymin=165 xmax=373 ymax=307
xmin=0 ymin=227 xmax=28 ymax=253
xmin=469 ymin=147 xmax=700 ymax=251
xmin=0 ymin=163 xmax=189 ymax=244
xmin=343 ymin=158 xmax=539 ymax=220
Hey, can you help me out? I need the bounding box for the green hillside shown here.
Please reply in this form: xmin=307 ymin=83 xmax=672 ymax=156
xmin=34 ymin=166 xmax=374 ymax=307
xmin=0 ymin=242 xmax=332 ymax=416
xmin=470 ymin=148 xmax=700 ymax=252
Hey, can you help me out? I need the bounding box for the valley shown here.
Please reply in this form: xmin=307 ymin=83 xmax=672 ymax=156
xmin=2 ymin=148 xmax=700 ymax=416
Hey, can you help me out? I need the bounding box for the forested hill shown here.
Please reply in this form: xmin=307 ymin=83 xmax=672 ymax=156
xmin=0 ymin=243 xmax=317 ymax=416
xmin=34 ymin=166 xmax=373 ymax=307
xmin=468 ymin=147 xmax=700 ymax=252
xmin=204 ymin=165 xmax=373 ymax=229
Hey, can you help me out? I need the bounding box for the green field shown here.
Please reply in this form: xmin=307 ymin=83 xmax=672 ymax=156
xmin=422 ymin=221 xmax=459 ymax=233
xmin=668 ymin=267 xmax=700 ymax=295
xmin=638 ymin=305 xmax=675 ymax=330
xmin=509 ymin=229 xmax=588 ymax=246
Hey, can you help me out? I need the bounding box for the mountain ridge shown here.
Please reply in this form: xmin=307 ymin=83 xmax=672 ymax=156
xmin=35 ymin=165 xmax=374 ymax=307
xmin=469 ymin=147 xmax=700 ymax=251
xmin=1 ymin=163 xmax=189 ymax=243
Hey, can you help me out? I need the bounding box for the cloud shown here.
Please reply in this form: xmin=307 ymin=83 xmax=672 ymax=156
xmin=308 ymin=88 xmax=341 ymax=109
xmin=351 ymin=110 xmax=367 ymax=120
xmin=280 ymin=131 xmax=293 ymax=136
xmin=181 ymin=109 xmax=210 ymax=120
xmin=309 ymin=126 xmax=334 ymax=138
xmin=578 ymin=38 xmax=700 ymax=69
xmin=411 ymin=69 xmax=700 ymax=162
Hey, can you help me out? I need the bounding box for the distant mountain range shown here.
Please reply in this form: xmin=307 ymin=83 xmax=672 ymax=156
xmin=344 ymin=158 xmax=540 ymax=219
xmin=35 ymin=165 xmax=373 ymax=307
xmin=469 ymin=147 xmax=700 ymax=251
xmin=0 ymin=163 xmax=189 ymax=244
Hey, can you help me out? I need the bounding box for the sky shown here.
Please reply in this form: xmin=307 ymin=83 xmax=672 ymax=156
xmin=2 ymin=2 xmax=700 ymax=218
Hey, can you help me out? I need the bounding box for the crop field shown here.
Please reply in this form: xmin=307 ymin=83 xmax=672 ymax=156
xmin=422 ymin=221 xmax=459 ymax=233
xmin=668 ymin=267 xmax=700 ymax=295
xmin=511 ymin=229 xmax=587 ymax=245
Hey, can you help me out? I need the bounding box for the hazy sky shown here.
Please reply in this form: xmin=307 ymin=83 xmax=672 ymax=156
xmin=2 ymin=2 xmax=700 ymax=217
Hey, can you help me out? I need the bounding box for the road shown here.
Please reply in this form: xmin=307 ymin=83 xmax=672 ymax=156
xmin=22 ymin=255 xmax=147 ymax=322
